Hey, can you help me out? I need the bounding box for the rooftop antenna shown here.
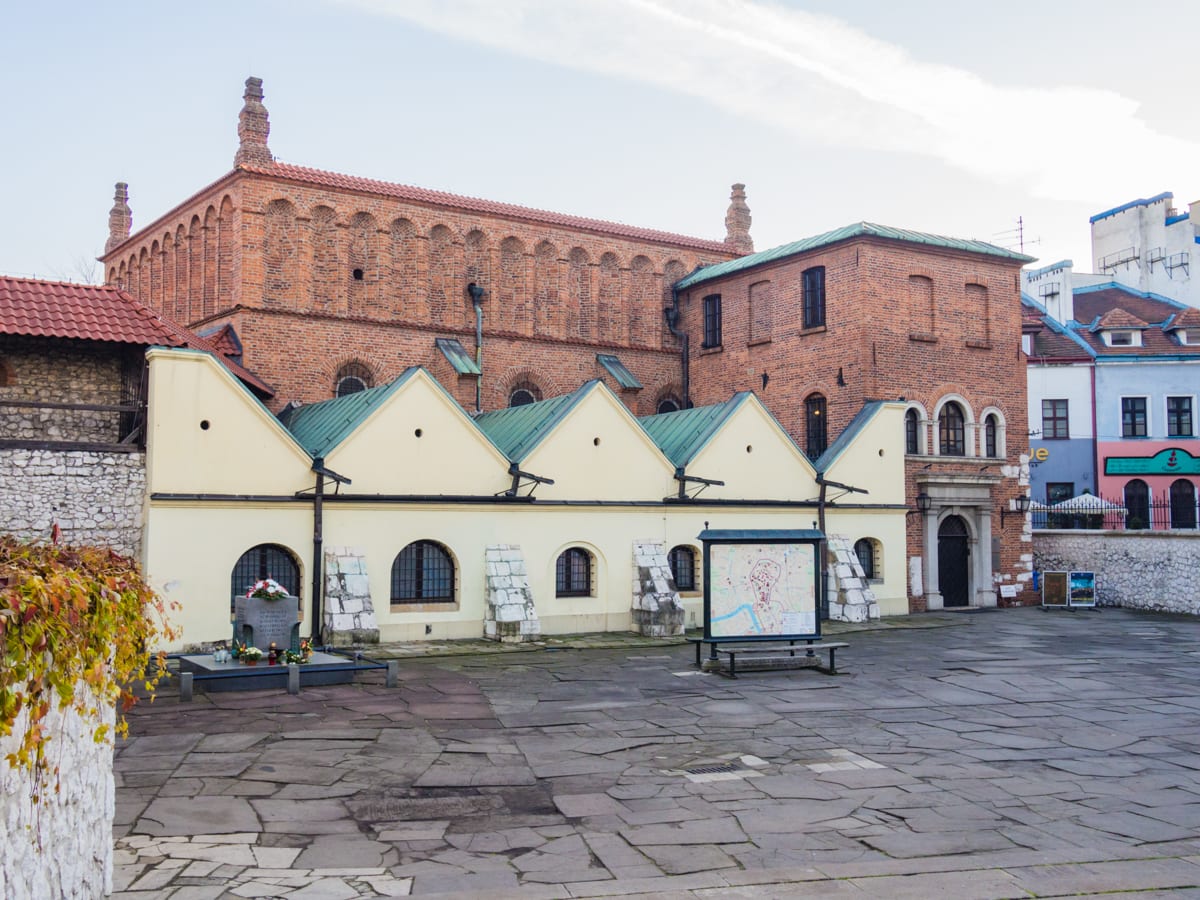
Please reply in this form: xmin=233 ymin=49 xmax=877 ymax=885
xmin=993 ymin=216 xmax=1041 ymax=254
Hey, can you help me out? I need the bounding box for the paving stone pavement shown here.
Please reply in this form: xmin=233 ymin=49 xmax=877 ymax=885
xmin=113 ymin=607 xmax=1200 ymax=898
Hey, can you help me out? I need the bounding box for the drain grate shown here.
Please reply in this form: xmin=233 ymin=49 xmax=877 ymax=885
xmin=684 ymin=763 xmax=740 ymax=775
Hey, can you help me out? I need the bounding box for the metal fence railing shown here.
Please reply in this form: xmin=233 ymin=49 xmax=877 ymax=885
xmin=1032 ymin=495 xmax=1197 ymax=531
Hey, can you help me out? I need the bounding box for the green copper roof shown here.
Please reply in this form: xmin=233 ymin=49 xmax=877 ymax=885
xmin=638 ymin=394 xmax=749 ymax=467
xmin=596 ymin=354 xmax=643 ymax=389
xmin=675 ymin=222 xmax=1036 ymax=290
xmin=473 ymin=382 xmax=597 ymax=461
xmin=813 ymin=400 xmax=888 ymax=471
xmin=284 ymin=370 xmax=417 ymax=457
xmin=435 ymin=337 xmax=482 ymax=375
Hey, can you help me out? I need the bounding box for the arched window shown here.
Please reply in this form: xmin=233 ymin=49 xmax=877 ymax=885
xmin=853 ymin=538 xmax=879 ymax=581
xmin=668 ymin=545 xmax=696 ymax=591
xmin=391 ymin=541 xmax=455 ymax=602
xmin=1170 ymin=479 xmax=1197 ymax=529
xmin=805 ymin=393 xmax=827 ymax=460
xmin=1125 ymin=479 xmax=1150 ymax=529
xmin=509 ymin=381 xmax=542 ymax=407
xmin=984 ymin=414 xmax=998 ymax=458
xmin=939 ymin=402 xmax=966 ymax=456
xmin=335 ymin=361 xmax=374 ymax=397
xmin=556 ymin=547 xmax=592 ymax=597
xmin=905 ymin=408 xmax=920 ymax=454
xmin=656 ymin=396 xmax=682 ymax=415
xmin=230 ymin=544 xmax=300 ymax=616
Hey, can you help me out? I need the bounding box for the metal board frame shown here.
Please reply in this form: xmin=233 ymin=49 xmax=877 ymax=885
xmin=1041 ymin=571 xmax=1069 ymax=607
xmin=1069 ymin=571 xmax=1097 ymax=608
xmin=700 ymin=529 xmax=823 ymax=644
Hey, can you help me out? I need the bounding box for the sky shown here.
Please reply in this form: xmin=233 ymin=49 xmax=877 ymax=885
xmin=3 ymin=0 xmax=1198 ymax=283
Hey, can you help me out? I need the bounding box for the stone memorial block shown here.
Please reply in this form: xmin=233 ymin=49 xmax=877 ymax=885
xmin=234 ymin=594 xmax=300 ymax=652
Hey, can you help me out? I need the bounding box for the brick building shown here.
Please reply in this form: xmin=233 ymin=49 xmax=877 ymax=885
xmin=673 ymin=224 xmax=1035 ymax=610
xmin=99 ymin=76 xmax=1035 ymax=612
xmin=101 ymin=77 xmax=743 ymax=417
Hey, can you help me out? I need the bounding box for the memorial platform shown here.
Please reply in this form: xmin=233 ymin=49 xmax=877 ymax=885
xmin=177 ymin=651 xmax=363 ymax=691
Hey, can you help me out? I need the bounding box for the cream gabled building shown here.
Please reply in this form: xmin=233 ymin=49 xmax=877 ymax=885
xmin=143 ymin=348 xmax=906 ymax=650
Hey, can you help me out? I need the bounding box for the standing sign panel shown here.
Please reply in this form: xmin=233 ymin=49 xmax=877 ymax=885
xmin=1069 ymin=571 xmax=1097 ymax=608
xmin=1041 ymin=571 xmax=1069 ymax=608
xmin=701 ymin=529 xmax=823 ymax=643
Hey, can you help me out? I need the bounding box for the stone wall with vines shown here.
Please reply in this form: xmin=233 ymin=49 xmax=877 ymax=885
xmin=0 ymin=537 xmax=176 ymax=898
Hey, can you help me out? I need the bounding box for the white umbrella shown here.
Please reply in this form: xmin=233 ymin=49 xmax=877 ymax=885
xmin=1050 ymin=493 xmax=1126 ymax=513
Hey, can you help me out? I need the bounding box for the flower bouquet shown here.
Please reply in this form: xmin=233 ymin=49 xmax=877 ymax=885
xmin=240 ymin=646 xmax=264 ymax=665
xmin=247 ymin=578 xmax=289 ymax=600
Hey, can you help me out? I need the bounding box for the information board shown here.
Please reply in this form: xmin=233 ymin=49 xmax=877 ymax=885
xmin=1041 ymin=571 xmax=1069 ymax=607
xmin=701 ymin=530 xmax=822 ymax=642
xmin=1069 ymin=571 xmax=1096 ymax=608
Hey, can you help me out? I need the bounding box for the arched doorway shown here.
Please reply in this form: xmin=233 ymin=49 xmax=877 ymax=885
xmin=938 ymin=516 xmax=970 ymax=607
xmin=1170 ymin=479 xmax=1197 ymax=529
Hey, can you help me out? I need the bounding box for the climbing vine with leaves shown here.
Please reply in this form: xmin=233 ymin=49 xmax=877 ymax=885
xmin=0 ymin=535 xmax=179 ymax=799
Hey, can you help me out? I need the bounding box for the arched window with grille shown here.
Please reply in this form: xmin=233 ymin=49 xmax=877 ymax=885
xmin=556 ymin=547 xmax=592 ymax=597
xmin=668 ymin=545 xmax=696 ymax=591
xmin=939 ymin=401 xmax=966 ymax=456
xmin=230 ymin=544 xmax=300 ymax=616
xmin=509 ymin=381 xmax=542 ymax=407
xmin=335 ymin=361 xmax=374 ymax=397
xmin=656 ymin=396 xmax=682 ymax=415
xmin=391 ymin=540 xmax=455 ymax=603
xmin=805 ymin=393 xmax=827 ymax=460
xmin=853 ymin=538 xmax=880 ymax=581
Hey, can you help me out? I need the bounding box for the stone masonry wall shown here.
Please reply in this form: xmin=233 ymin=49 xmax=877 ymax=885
xmin=630 ymin=540 xmax=685 ymax=636
xmin=826 ymin=535 xmax=881 ymax=623
xmin=484 ymin=544 xmax=541 ymax=643
xmin=1034 ymin=530 xmax=1200 ymax=614
xmin=1 ymin=336 xmax=131 ymax=443
xmin=323 ymin=546 xmax=380 ymax=645
xmin=0 ymin=688 xmax=115 ymax=899
xmin=0 ymin=449 xmax=145 ymax=556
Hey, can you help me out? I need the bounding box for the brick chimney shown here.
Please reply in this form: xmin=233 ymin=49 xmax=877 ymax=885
xmin=724 ymin=183 xmax=753 ymax=255
xmin=234 ymin=76 xmax=273 ymax=168
xmin=105 ymin=182 xmax=132 ymax=253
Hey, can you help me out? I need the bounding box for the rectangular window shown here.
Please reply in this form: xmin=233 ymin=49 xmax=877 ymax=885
xmin=1109 ymin=332 xmax=1134 ymax=346
xmin=702 ymin=294 xmax=722 ymax=348
xmin=802 ymin=266 xmax=825 ymax=329
xmin=1122 ymin=397 xmax=1148 ymax=437
xmin=1041 ymin=399 xmax=1069 ymax=440
xmin=1167 ymin=396 xmax=1194 ymax=437
xmin=1046 ymin=482 xmax=1074 ymax=504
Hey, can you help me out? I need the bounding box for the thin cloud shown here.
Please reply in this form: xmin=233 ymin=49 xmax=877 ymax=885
xmin=337 ymin=0 xmax=1197 ymax=205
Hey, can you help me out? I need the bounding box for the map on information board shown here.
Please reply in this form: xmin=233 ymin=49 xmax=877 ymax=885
xmin=707 ymin=542 xmax=817 ymax=639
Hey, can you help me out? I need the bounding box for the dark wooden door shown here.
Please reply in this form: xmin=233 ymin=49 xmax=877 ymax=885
xmin=938 ymin=516 xmax=970 ymax=607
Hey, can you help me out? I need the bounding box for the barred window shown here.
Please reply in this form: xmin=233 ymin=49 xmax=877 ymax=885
xmin=668 ymin=545 xmax=696 ymax=591
xmin=391 ymin=541 xmax=455 ymax=602
xmin=939 ymin=402 xmax=965 ymax=456
xmin=335 ymin=361 xmax=374 ymax=397
xmin=556 ymin=547 xmax=592 ymax=597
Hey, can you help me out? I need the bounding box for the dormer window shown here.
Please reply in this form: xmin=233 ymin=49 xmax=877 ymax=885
xmin=1104 ymin=330 xmax=1140 ymax=347
xmin=1177 ymin=329 xmax=1191 ymax=346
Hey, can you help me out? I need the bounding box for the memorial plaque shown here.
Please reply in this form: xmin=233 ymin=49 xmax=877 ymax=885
xmin=234 ymin=594 xmax=300 ymax=652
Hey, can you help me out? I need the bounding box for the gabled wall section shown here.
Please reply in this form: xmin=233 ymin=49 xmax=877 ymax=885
xmin=520 ymin=382 xmax=677 ymax=501
xmin=684 ymin=395 xmax=819 ymax=501
xmin=320 ymin=369 xmax=512 ymax=496
xmin=146 ymin=348 xmax=312 ymax=495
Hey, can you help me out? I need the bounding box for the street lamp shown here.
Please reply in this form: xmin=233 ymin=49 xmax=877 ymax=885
xmin=1000 ymin=493 xmax=1032 ymax=525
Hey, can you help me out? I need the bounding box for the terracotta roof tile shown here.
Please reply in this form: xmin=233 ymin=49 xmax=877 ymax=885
xmin=1073 ymin=287 xmax=1177 ymax=326
xmin=1093 ymin=308 xmax=1149 ymax=330
xmin=0 ymin=276 xmax=274 ymax=397
xmin=1168 ymin=307 xmax=1200 ymax=329
xmin=243 ymin=162 xmax=733 ymax=254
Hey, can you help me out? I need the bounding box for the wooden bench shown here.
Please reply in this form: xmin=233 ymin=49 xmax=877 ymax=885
xmin=688 ymin=637 xmax=848 ymax=678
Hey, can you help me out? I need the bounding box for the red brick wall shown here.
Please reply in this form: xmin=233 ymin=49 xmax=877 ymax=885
xmin=679 ymin=236 xmax=1031 ymax=611
xmin=103 ymin=171 xmax=733 ymax=412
